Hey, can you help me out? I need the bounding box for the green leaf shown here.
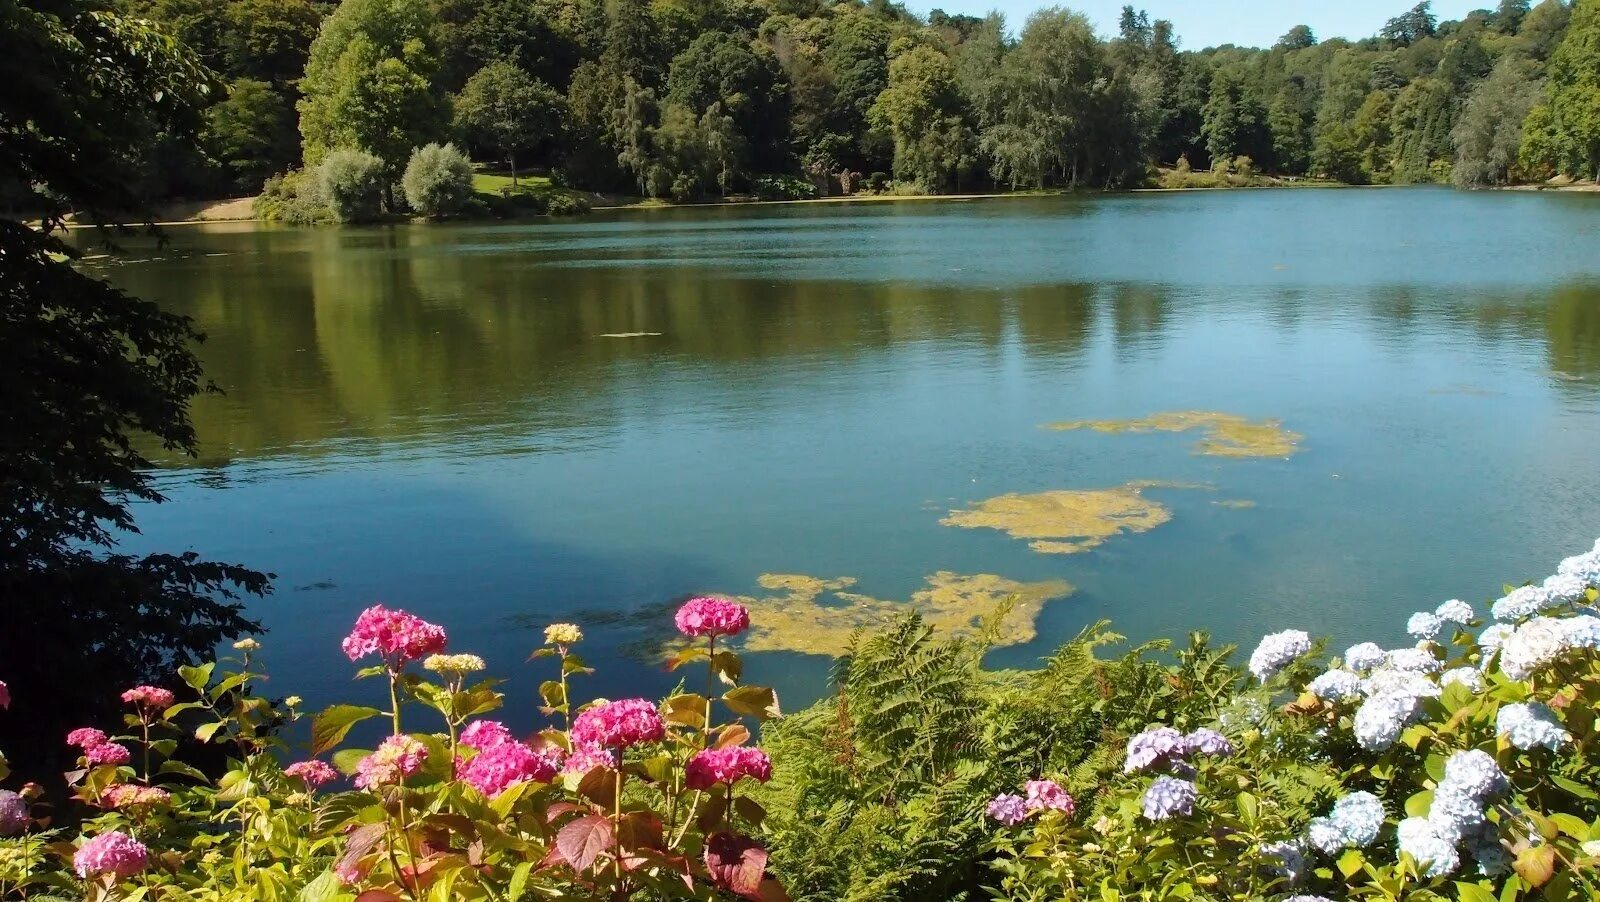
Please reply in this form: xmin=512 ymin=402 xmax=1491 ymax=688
xmin=178 ymin=662 xmax=215 ymax=693
xmin=1405 ymin=790 xmax=1434 ymax=818
xmin=1337 ymin=848 xmax=1366 ymax=879
xmin=310 ymin=704 xmax=383 ymax=756
xmin=1548 ymin=812 xmax=1591 ymax=840
xmin=711 ymin=650 xmax=743 ymax=686
xmin=721 ymin=685 xmax=780 ymax=721
xmin=666 ymin=646 xmax=708 ymax=671
xmin=539 ymin=680 xmax=567 ymax=713
xmin=507 ymin=861 xmax=533 ymax=901
xmin=562 ymin=653 xmax=592 ymax=677
xmin=1513 ymin=845 xmax=1555 ymax=887
xmin=332 ymin=748 xmax=370 ymax=776
xmin=159 ymin=759 xmax=208 ymax=783
xmin=297 ymin=870 xmax=344 ymax=902
xmin=1454 ymin=883 xmax=1498 ymax=902
xmin=663 ymin=694 xmax=708 ymax=729
xmin=1551 ymin=775 xmax=1600 ymax=801
xmin=1234 ymin=791 xmax=1258 ymax=826
xmin=194 ymin=721 xmax=226 ymax=743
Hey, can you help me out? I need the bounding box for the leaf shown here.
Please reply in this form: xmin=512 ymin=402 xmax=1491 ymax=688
xmin=539 ymin=680 xmax=567 ymax=713
xmin=576 ymin=765 xmax=616 ymax=806
xmin=562 ymin=653 xmax=592 ymax=677
xmin=1513 ymin=845 xmax=1556 ymax=887
xmin=507 ymin=860 xmax=533 ymax=900
xmin=666 ymin=646 xmax=709 ymax=671
xmin=703 ymin=832 xmax=768 ymax=900
xmin=617 ymin=811 xmax=664 ymax=851
xmin=1337 ymin=848 xmax=1366 ymax=879
xmin=1405 ymin=790 xmax=1434 ymax=818
xmin=662 ymin=694 xmax=708 ymax=729
xmin=712 ymin=650 xmax=743 ymax=686
xmin=332 ymin=748 xmax=371 ymax=776
xmin=721 ymin=686 xmax=780 ymax=721
xmin=715 ymin=724 xmax=751 ymax=749
xmin=297 ymin=870 xmax=344 ymax=902
xmin=1551 ymin=775 xmax=1600 ymax=801
xmin=733 ymin=795 xmax=766 ymax=828
xmin=311 ymin=705 xmax=384 ymax=756
xmin=159 ymin=760 xmax=209 ymax=783
xmin=556 ymin=814 xmax=615 ymax=873
xmin=1454 ymin=883 xmax=1499 ymax=902
xmin=1234 ymin=791 xmax=1257 ymax=826
xmin=194 ymin=721 xmax=226 ymax=743
xmin=178 ymin=662 xmax=215 ymax=693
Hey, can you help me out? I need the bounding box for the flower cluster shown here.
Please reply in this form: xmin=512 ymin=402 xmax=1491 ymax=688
xmin=1248 ymin=629 xmax=1311 ymax=681
xmin=562 ymin=742 xmax=617 ymax=775
xmin=570 ymin=698 xmax=665 ymax=748
xmin=1307 ymin=668 xmax=1362 ymax=702
xmin=284 ymin=760 xmax=339 ymax=788
xmin=987 ymin=793 xmax=1028 ymax=826
xmin=120 ymin=685 xmax=175 ymax=711
xmin=1124 ymin=725 xmax=1231 ymax=774
xmin=354 ymin=734 xmax=429 ymax=789
xmin=86 ymin=741 xmax=132 ymax=767
xmin=543 ymin=622 xmax=583 ymax=646
xmin=423 ymin=653 xmax=486 ymax=675
xmin=1306 ymin=792 xmax=1384 ymax=855
xmin=341 ymin=604 xmax=447 ymax=667
xmin=73 ymin=831 xmax=149 ymax=879
xmin=1495 ymin=615 xmax=1600 ymax=680
xmin=103 ymin=784 xmax=172 ymax=809
xmin=1496 ymin=702 xmax=1569 ymax=751
xmin=989 ymin=779 xmax=1074 ymax=825
xmin=460 ymin=719 xmax=516 ymax=750
xmin=685 ymin=746 xmax=773 ymax=790
xmin=673 ymin=597 xmax=751 ymax=638
xmin=459 ymin=741 xmax=560 ymax=797
xmin=1141 ymin=775 xmax=1197 ymax=821
xmin=0 ymin=791 xmax=28 ymax=837
xmin=1342 ymin=642 xmax=1387 ymax=672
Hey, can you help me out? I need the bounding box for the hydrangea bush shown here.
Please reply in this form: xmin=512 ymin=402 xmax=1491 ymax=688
xmin=984 ymin=538 xmax=1600 ymax=900
xmin=0 ymin=597 xmax=786 ymax=900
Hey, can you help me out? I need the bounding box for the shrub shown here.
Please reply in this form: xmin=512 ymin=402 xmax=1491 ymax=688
xmin=401 ymin=142 xmax=474 ymax=218
xmin=255 ymin=168 xmax=332 ymax=224
xmin=0 ymin=598 xmax=785 ymax=899
xmin=752 ymin=175 xmax=819 ymax=201
xmin=544 ymin=193 xmax=591 ymax=216
xmin=318 ymin=148 xmax=386 ymax=222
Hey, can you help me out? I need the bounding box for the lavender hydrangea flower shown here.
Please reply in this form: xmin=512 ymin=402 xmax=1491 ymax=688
xmin=1496 ymin=702 xmax=1570 ymax=751
xmin=1435 ymin=599 xmax=1474 ymax=625
xmin=1492 ymin=585 xmax=1554 ymax=623
xmin=1124 ymin=726 xmax=1186 ymax=773
xmin=1343 ymin=642 xmax=1386 ymax=673
xmin=1465 ymin=823 xmax=1512 ymax=877
xmin=0 ymin=791 xmax=27 ymax=837
xmin=1439 ymin=667 xmax=1483 ymax=692
xmin=1258 ymin=841 xmax=1305 ymax=885
xmin=1308 ymin=669 xmax=1363 ymax=702
xmin=1441 ymin=750 xmax=1507 ymax=801
xmin=1407 ymin=612 xmax=1444 ymax=641
xmin=1249 ymin=630 xmax=1311 ymax=681
xmin=1398 ymin=817 xmax=1460 ymax=878
xmin=1141 ymin=776 xmax=1197 ymax=821
xmin=986 ymin=793 xmax=1028 ymax=826
xmin=1182 ymin=728 xmax=1234 ymax=757
xmin=1353 ymin=694 xmax=1420 ymax=751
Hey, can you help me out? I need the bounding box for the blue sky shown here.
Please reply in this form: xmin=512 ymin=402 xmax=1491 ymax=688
xmin=911 ymin=1 xmax=1489 ymax=49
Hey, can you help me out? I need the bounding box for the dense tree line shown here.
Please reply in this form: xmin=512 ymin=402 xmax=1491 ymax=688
xmin=113 ymin=0 xmax=1600 ymax=204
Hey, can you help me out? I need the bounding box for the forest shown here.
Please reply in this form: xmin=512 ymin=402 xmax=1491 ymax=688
xmin=110 ymin=0 xmax=1600 ymax=214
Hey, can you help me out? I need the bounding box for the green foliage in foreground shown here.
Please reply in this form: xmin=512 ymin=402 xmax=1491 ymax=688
xmin=402 ymin=142 xmax=475 ymax=218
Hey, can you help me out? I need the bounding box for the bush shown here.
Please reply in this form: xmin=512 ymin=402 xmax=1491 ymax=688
xmin=544 ymin=193 xmax=591 ymax=216
xmin=318 ymin=148 xmax=386 ymax=222
xmin=255 ymin=168 xmax=332 ymax=224
xmin=401 ymin=142 xmax=474 ymax=218
xmin=0 ymin=599 xmax=785 ymax=898
xmin=752 ymin=175 xmax=819 ymax=201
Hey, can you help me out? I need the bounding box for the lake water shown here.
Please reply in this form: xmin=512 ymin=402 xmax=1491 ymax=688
xmin=80 ymin=187 xmax=1600 ymax=718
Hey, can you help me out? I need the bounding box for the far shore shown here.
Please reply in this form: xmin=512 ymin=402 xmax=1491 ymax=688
xmin=68 ymin=177 xmax=1599 ymax=229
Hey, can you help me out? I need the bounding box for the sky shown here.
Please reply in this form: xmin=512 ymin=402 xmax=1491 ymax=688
xmin=909 ymin=0 xmax=1490 ymax=49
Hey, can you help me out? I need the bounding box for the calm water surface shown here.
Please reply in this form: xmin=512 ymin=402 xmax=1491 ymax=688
xmin=79 ymin=188 xmax=1600 ymax=717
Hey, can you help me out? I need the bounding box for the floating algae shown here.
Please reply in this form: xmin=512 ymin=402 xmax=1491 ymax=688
xmin=1045 ymin=411 xmax=1303 ymax=458
xmin=941 ymin=481 xmax=1195 ymax=554
xmin=598 ymin=331 xmax=662 ymax=338
xmin=1213 ymin=499 xmax=1257 ymax=509
xmin=695 ymin=571 xmax=1072 ymax=657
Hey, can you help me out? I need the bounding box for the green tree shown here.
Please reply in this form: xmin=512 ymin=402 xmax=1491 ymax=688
xmin=402 ymin=141 xmax=474 ymax=216
xmin=1522 ymin=0 xmax=1600 ymax=181
xmin=1267 ymin=79 xmax=1314 ymax=174
xmin=1381 ymin=1 xmax=1438 ymax=46
xmin=1201 ymin=67 xmax=1267 ymax=166
xmin=0 ymin=0 xmax=268 ymax=779
xmin=220 ymin=0 xmax=326 ymax=86
xmin=205 ymin=77 xmax=300 ymax=192
xmin=1312 ymin=122 xmax=1365 ymax=182
xmin=433 ymin=0 xmax=580 ymax=91
xmin=1350 ymin=89 xmax=1394 ymax=180
xmin=665 ymin=32 xmax=791 ymax=171
xmin=454 ymin=60 xmax=567 ymax=185
xmin=1453 ymin=55 xmax=1544 ymax=185
xmin=868 ymin=44 xmax=975 ymax=191
xmin=318 ymin=147 xmax=387 ymax=220
xmin=297 ymin=0 xmax=447 ymax=178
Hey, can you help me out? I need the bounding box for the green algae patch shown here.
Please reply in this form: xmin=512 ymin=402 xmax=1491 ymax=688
xmin=941 ymin=481 xmax=1194 ymax=554
xmin=1213 ymin=499 xmax=1257 ymax=509
xmin=1045 ymin=411 xmax=1303 ymax=458
xmin=723 ymin=571 xmax=1072 ymax=657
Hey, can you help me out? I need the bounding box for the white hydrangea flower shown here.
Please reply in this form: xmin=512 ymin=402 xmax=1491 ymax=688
xmin=1308 ymin=669 xmax=1363 ymax=702
xmin=1556 ymin=550 xmax=1600 ymax=587
xmin=1353 ymin=694 xmax=1420 ymax=751
xmin=1435 ymin=599 xmax=1474 ymax=625
xmin=1561 ymin=615 xmax=1600 ymax=649
xmin=1327 ymin=792 xmax=1384 ymax=847
xmin=1440 ymin=749 xmax=1508 ymax=802
xmin=1258 ymin=841 xmax=1305 ymax=885
xmin=1398 ymin=817 xmax=1460 ymax=878
xmin=1343 ymin=642 xmax=1386 ymax=672
xmin=1406 ymin=612 xmax=1444 ymax=641
xmin=1427 ymin=786 xmax=1486 ymax=843
xmin=1440 ymin=667 xmax=1484 ymax=692
xmin=1361 ymin=668 xmax=1440 ymax=701
xmin=1385 ymin=646 xmax=1442 ymax=673
xmin=1477 ymin=623 xmax=1514 ymax=663
xmin=1250 ymin=630 xmax=1312 ymax=681
xmin=1492 ymin=585 xmax=1554 ymax=623
xmin=1496 ymin=702 xmax=1570 ymax=751
xmin=1499 ymin=617 xmax=1571 ymax=680
xmin=1306 ymin=817 xmax=1346 ymax=856
xmin=1542 ymin=573 xmax=1589 ymax=606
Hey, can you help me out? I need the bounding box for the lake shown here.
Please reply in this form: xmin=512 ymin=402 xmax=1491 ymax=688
xmin=79 ymin=187 xmax=1600 ymax=719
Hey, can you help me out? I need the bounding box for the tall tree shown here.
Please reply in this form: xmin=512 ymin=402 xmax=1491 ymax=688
xmin=665 ymin=32 xmax=791 ymax=172
xmin=1453 ymin=55 xmax=1544 ymax=185
xmin=868 ymin=44 xmax=976 ymax=190
xmin=1521 ymin=0 xmax=1600 ymax=181
xmin=0 ymin=0 xmax=269 ymax=779
xmin=454 ymin=60 xmax=567 ymax=184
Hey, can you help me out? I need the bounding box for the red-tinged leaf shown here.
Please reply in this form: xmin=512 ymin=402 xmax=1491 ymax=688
xmin=576 ymin=767 xmax=617 ymax=806
xmin=556 ymin=814 xmax=615 ymax=874
xmin=715 ymin=724 xmax=751 ymax=749
xmin=544 ymin=801 xmax=583 ymax=823
xmin=704 ymin=832 xmax=769 ymax=900
xmin=618 ymin=811 xmax=665 ymax=851
xmin=757 ymin=876 xmax=791 ymax=902
xmin=339 ymin=823 xmax=387 ymax=876
xmin=1514 ymin=845 xmax=1556 ymax=887
xmin=535 ymin=842 xmax=566 ymax=871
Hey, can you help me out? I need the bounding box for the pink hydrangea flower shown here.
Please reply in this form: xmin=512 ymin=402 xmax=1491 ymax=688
xmin=354 ymin=735 xmax=428 ymax=789
xmin=73 ymin=831 xmax=149 ymax=879
xmin=570 ymin=698 xmax=665 ymax=748
xmin=284 ymin=760 xmax=339 ymax=788
xmin=562 ymin=742 xmax=617 ymax=775
xmin=120 ymin=685 xmax=175 ymax=711
xmin=0 ymin=680 xmax=9 ymax=710
xmin=987 ymin=793 xmax=1028 ymax=826
xmin=341 ymin=604 xmax=447 ymax=667
xmin=67 ymin=728 xmax=108 ymax=749
xmin=1024 ymin=779 xmax=1074 ymax=815
xmin=85 ymin=742 xmax=132 ymax=767
xmin=459 ymin=720 xmax=515 ymax=750
xmin=459 ymin=741 xmax=559 ymax=797
xmin=103 ymin=785 xmax=172 ymax=809
xmin=674 ymin=597 xmax=751 ymax=638
xmin=685 ymin=746 xmax=773 ymax=789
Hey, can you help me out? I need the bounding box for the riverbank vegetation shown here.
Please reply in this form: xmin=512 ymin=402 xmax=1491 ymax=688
xmin=4 ymin=544 xmax=1600 ymax=900
xmin=85 ymin=0 xmax=1600 ymax=221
